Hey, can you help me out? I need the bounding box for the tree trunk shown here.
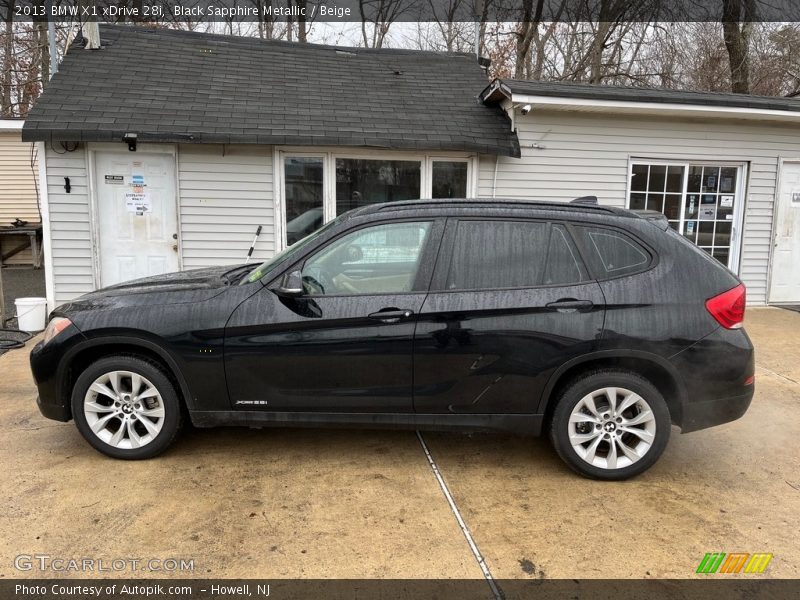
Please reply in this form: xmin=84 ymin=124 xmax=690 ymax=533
xmin=294 ymin=0 xmax=307 ymax=42
xmin=722 ymin=0 xmax=754 ymax=94
xmin=589 ymin=21 xmax=612 ymax=83
xmin=513 ymin=0 xmax=544 ymax=79
xmin=37 ymin=19 xmax=49 ymax=85
xmin=1 ymin=1 xmax=13 ymax=117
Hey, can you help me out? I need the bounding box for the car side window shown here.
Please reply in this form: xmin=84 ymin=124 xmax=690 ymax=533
xmin=446 ymin=220 xmax=589 ymax=290
xmin=301 ymin=221 xmax=432 ymax=295
xmin=575 ymin=225 xmax=651 ymax=278
xmin=543 ymin=224 xmax=589 ymax=285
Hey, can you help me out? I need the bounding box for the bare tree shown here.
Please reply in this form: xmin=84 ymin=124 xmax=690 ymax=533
xmin=359 ymin=0 xmax=416 ymax=48
xmin=1 ymin=0 xmax=13 ymax=116
xmin=722 ymin=0 xmax=756 ymax=93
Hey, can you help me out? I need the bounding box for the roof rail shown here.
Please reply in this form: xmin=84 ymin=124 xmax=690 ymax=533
xmin=369 ymin=198 xmax=624 ymax=215
xmin=571 ymin=195 xmax=598 ymax=205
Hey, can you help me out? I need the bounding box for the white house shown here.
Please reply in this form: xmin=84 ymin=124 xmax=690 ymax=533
xmin=22 ymin=25 xmax=800 ymax=309
xmin=0 ymin=119 xmax=40 ymax=267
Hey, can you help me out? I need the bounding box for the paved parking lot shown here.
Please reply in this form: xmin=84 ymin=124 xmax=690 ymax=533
xmin=1 ymin=307 xmax=798 ymax=581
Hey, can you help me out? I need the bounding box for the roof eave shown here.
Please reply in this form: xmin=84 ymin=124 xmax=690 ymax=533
xmin=506 ymin=92 xmax=800 ymax=123
xmin=21 ymin=127 xmax=521 ymax=157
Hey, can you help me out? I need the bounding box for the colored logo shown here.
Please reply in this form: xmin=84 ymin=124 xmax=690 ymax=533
xmin=696 ymin=552 xmax=773 ymax=574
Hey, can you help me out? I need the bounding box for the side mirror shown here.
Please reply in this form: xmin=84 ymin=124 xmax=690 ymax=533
xmin=273 ymin=269 xmax=304 ymax=297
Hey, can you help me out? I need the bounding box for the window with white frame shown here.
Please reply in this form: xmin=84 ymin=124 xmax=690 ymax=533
xmin=628 ymin=160 xmax=745 ymax=270
xmin=280 ymin=151 xmax=473 ymax=247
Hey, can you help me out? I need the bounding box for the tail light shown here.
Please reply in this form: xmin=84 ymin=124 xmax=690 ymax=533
xmin=705 ymin=284 xmax=746 ymax=329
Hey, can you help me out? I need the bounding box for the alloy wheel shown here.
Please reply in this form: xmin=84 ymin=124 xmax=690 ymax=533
xmin=567 ymin=386 xmax=657 ymax=470
xmin=83 ymin=370 xmax=165 ymax=449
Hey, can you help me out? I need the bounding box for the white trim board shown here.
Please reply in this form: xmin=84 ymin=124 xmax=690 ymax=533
xmin=510 ymin=93 xmax=800 ymax=124
xmin=36 ymin=141 xmax=56 ymax=313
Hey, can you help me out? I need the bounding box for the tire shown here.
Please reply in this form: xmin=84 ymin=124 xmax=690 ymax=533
xmin=71 ymin=355 xmax=183 ymax=459
xmin=549 ymin=369 xmax=670 ymax=480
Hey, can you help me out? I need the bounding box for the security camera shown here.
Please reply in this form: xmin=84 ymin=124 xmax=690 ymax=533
xmin=520 ymin=104 xmax=532 ymax=116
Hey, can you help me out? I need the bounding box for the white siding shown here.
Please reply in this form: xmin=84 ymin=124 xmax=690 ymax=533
xmin=479 ymin=110 xmax=800 ymax=304
xmin=178 ymin=144 xmax=274 ymax=269
xmin=44 ymin=145 xmax=94 ymax=305
xmin=0 ymin=131 xmax=39 ymax=265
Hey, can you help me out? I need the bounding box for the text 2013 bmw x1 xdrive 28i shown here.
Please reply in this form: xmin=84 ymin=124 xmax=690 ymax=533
xmin=30 ymin=198 xmax=754 ymax=479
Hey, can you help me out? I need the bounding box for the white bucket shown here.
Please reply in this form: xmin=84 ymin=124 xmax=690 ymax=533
xmin=15 ymin=297 xmax=48 ymax=332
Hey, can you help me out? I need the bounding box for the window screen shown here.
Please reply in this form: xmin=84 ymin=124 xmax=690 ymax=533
xmin=576 ymin=226 xmax=651 ymax=278
xmin=446 ymin=220 xmax=585 ymax=290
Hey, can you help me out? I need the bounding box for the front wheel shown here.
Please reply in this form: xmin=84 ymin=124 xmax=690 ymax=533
xmin=71 ymin=355 xmax=182 ymax=459
xmin=549 ymin=370 xmax=670 ymax=480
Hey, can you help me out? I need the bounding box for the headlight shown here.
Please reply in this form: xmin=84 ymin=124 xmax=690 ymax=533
xmin=42 ymin=317 xmax=72 ymax=345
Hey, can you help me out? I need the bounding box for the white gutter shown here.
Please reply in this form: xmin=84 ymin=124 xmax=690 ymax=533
xmin=0 ymin=119 xmax=24 ymax=131
xmin=510 ymin=93 xmax=800 ymax=123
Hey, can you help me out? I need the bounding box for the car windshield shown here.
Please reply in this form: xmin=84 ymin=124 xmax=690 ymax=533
xmin=241 ymin=214 xmax=346 ymax=284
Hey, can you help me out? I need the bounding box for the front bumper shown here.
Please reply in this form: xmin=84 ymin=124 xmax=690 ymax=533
xmin=29 ymin=325 xmax=84 ymax=422
xmin=36 ymin=394 xmax=71 ymax=421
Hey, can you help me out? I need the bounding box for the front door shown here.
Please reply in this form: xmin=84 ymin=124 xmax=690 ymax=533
xmin=413 ymin=219 xmax=605 ymax=414
xmin=224 ymin=219 xmax=442 ymax=412
xmin=770 ymin=161 xmax=800 ymax=302
xmin=94 ymin=151 xmax=178 ymax=287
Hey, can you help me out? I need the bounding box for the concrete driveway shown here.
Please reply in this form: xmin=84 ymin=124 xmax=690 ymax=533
xmin=1 ymin=307 xmax=798 ymax=581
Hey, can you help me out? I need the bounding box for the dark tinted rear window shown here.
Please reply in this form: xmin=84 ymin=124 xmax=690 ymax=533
xmin=575 ymin=226 xmax=651 ymax=278
xmin=446 ymin=220 xmax=587 ymax=290
xmin=544 ymin=225 xmax=588 ymax=285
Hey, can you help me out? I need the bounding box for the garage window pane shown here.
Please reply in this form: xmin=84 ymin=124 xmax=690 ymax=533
xmin=631 ymin=164 xmax=649 ymax=191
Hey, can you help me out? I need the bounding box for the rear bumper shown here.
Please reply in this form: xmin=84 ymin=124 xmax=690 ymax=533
xmin=669 ymin=325 xmax=755 ymax=433
xmin=679 ymin=390 xmax=754 ymax=433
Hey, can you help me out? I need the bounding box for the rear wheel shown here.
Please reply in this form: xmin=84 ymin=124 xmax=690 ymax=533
xmin=71 ymin=355 xmax=182 ymax=459
xmin=549 ymin=370 xmax=670 ymax=480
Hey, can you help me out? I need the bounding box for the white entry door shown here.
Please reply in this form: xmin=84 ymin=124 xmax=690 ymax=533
xmin=94 ymin=152 xmax=179 ymax=287
xmin=770 ymin=161 xmax=800 ymax=303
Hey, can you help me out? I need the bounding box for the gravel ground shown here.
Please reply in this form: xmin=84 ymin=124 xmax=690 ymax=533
xmin=0 ymin=267 xmax=46 ymax=355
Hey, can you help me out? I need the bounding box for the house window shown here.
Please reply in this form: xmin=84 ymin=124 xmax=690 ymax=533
xmin=628 ymin=161 xmax=745 ymax=271
xmin=284 ymin=157 xmax=324 ymax=245
xmin=431 ymin=160 xmax=468 ymax=198
xmin=335 ymin=159 xmax=421 ymax=213
xmin=279 ymin=151 xmax=473 ymax=249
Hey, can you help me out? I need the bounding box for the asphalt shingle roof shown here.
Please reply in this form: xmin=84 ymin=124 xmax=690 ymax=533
xmin=22 ymin=25 xmax=519 ymax=157
xmin=483 ymin=78 xmax=800 ymax=113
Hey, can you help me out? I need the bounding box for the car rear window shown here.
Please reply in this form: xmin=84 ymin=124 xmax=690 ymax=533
xmin=575 ymin=226 xmax=652 ymax=278
xmin=445 ymin=220 xmax=587 ymax=290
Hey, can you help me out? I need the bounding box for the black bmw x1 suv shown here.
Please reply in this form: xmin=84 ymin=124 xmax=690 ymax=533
xmin=30 ymin=198 xmax=754 ymax=479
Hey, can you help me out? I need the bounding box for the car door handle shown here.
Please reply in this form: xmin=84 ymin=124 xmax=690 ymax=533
xmin=368 ymin=309 xmax=414 ymax=324
xmin=545 ymin=299 xmax=594 ymax=313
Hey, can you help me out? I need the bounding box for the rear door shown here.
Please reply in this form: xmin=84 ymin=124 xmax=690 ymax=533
xmin=412 ymin=218 xmax=605 ymax=414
